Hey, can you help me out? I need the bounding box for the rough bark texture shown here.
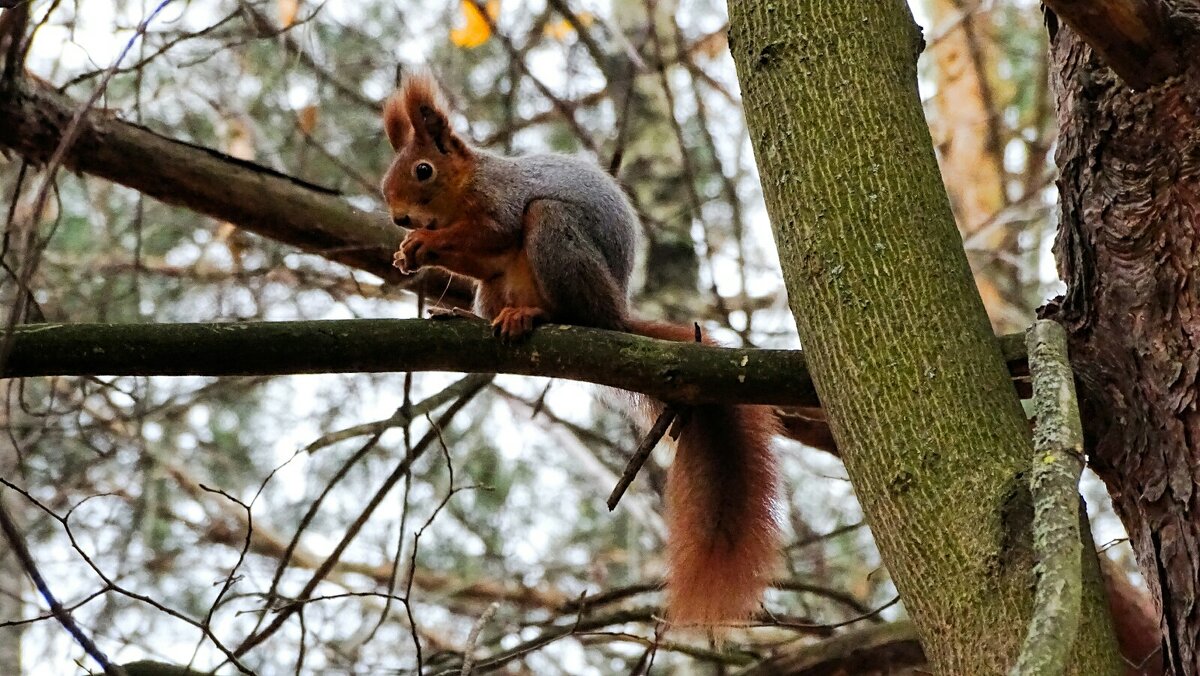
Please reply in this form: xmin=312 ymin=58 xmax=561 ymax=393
xmin=727 ymin=2 xmax=1121 ymax=673
xmin=0 ymin=77 xmax=473 ymax=307
xmin=1047 ymin=6 xmax=1200 ymax=673
xmin=1041 ymin=0 xmax=1181 ymax=89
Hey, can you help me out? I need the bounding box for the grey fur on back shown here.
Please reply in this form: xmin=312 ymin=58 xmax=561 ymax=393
xmin=471 ymin=150 xmax=639 ymax=293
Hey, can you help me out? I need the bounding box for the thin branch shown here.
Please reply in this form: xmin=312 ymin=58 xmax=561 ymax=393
xmin=238 ymin=3 xmax=377 ymax=110
xmin=461 ymin=602 xmax=499 ymax=676
xmin=0 ymin=478 xmax=253 ymax=672
xmin=430 ymin=607 xmax=742 ymax=675
xmin=0 ymin=499 xmax=121 ymax=675
xmin=231 ymin=377 xmax=489 ymax=658
xmin=766 ymin=595 xmax=900 ymax=633
xmin=1010 ymin=319 xmax=1086 ymax=676
xmin=559 ymin=576 xmax=872 ymax=618
xmin=404 ymin=410 xmax=477 ymax=673
xmin=607 ymin=406 xmax=676 ymax=510
xmin=465 ymin=0 xmax=599 ymax=154
xmin=772 ymin=579 xmax=877 ymax=618
xmin=302 ymin=373 xmax=490 ymax=454
xmin=251 ymin=433 xmax=384 ymax=637
xmin=642 ymin=3 xmax=731 ymax=322
xmin=739 ymin=620 xmax=924 ymax=676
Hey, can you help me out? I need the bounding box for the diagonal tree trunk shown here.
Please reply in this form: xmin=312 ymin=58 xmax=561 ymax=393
xmin=727 ymin=1 xmax=1121 ymax=673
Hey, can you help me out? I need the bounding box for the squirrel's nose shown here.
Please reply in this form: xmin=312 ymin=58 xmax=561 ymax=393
xmin=392 ymin=214 xmax=412 ymax=227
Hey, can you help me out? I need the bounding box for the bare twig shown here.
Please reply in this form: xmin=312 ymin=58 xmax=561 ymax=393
xmin=768 ymin=595 xmax=901 ymax=632
xmin=461 ymin=602 xmax=499 ymax=675
xmin=465 ymin=0 xmax=598 ymax=154
xmin=739 ymin=620 xmax=924 ymax=676
xmin=0 ymin=478 xmax=253 ymax=673
xmin=232 ymin=376 xmax=489 ymax=657
xmin=607 ymin=406 xmax=677 ymax=511
xmin=642 ymin=2 xmax=731 ymax=322
xmin=0 ymin=498 xmax=121 ymax=675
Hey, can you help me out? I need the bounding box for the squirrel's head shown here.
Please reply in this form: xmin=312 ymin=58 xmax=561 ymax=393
xmin=380 ymin=71 xmax=474 ymax=230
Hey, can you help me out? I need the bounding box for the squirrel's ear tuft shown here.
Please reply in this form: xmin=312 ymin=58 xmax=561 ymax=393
xmin=382 ymin=92 xmax=411 ymax=151
xmin=400 ymin=70 xmax=465 ymax=156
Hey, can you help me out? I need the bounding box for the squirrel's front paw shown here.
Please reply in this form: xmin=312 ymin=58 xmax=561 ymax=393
xmin=394 ymin=230 xmax=440 ymax=273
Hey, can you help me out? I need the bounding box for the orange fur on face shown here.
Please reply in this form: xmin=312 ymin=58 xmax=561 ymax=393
xmin=380 ymin=72 xmax=477 ymax=229
xmin=381 ymin=71 xmax=540 ymax=327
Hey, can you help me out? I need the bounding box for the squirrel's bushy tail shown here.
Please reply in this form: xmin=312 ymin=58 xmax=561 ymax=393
xmin=624 ymin=318 xmax=781 ymax=628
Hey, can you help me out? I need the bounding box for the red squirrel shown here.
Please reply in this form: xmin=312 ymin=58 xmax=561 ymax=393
xmin=380 ymin=71 xmax=780 ymax=628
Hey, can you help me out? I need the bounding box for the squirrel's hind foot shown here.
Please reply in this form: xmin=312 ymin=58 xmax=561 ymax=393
xmin=491 ymin=306 xmax=547 ymax=342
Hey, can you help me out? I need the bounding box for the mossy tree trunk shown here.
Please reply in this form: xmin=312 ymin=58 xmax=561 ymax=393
xmin=727 ymin=3 xmax=1121 ymax=673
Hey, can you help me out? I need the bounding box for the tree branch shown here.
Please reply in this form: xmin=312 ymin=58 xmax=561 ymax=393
xmin=0 ymin=77 xmax=473 ymax=306
xmin=739 ymin=621 xmax=924 ymax=676
xmin=1043 ymin=0 xmax=1182 ymax=90
xmin=1010 ymin=320 xmax=1087 ymax=676
xmin=0 ymin=319 xmax=1029 ymax=407
xmin=0 ymin=498 xmax=121 ymax=675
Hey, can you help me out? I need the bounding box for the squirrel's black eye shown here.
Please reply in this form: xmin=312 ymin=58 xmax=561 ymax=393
xmin=413 ymin=161 xmax=435 ymax=182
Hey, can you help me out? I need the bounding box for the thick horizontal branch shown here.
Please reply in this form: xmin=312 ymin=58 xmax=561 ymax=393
xmin=0 ymin=77 xmax=473 ymax=306
xmin=0 ymin=319 xmax=1028 ymax=407
xmin=1044 ymin=0 xmax=1182 ymax=89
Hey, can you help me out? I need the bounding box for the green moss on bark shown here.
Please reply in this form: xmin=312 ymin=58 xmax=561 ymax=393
xmin=727 ymin=3 xmax=1120 ymax=673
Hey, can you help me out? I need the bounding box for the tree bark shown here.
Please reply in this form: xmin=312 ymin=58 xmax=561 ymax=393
xmin=0 ymin=320 xmax=1034 ymax=407
xmin=727 ymin=2 xmax=1122 ymax=673
xmin=1041 ymin=0 xmax=1181 ymax=90
xmin=1047 ymin=6 xmax=1200 ymax=673
xmin=742 ymin=621 xmax=926 ymax=676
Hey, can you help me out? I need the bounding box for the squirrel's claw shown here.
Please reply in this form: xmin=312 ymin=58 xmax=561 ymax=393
xmin=395 ymin=230 xmax=439 ymax=274
xmin=392 ymin=248 xmax=412 ymax=273
xmin=491 ymin=306 xmax=545 ymax=342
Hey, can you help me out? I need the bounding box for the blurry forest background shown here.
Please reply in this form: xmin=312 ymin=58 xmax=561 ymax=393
xmin=0 ymin=0 xmax=1138 ymax=673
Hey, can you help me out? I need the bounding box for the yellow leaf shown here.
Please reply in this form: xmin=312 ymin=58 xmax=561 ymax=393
xmin=543 ymin=12 xmax=593 ymax=42
xmin=450 ymin=0 xmax=499 ymax=49
xmin=277 ymin=0 xmax=300 ymax=28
